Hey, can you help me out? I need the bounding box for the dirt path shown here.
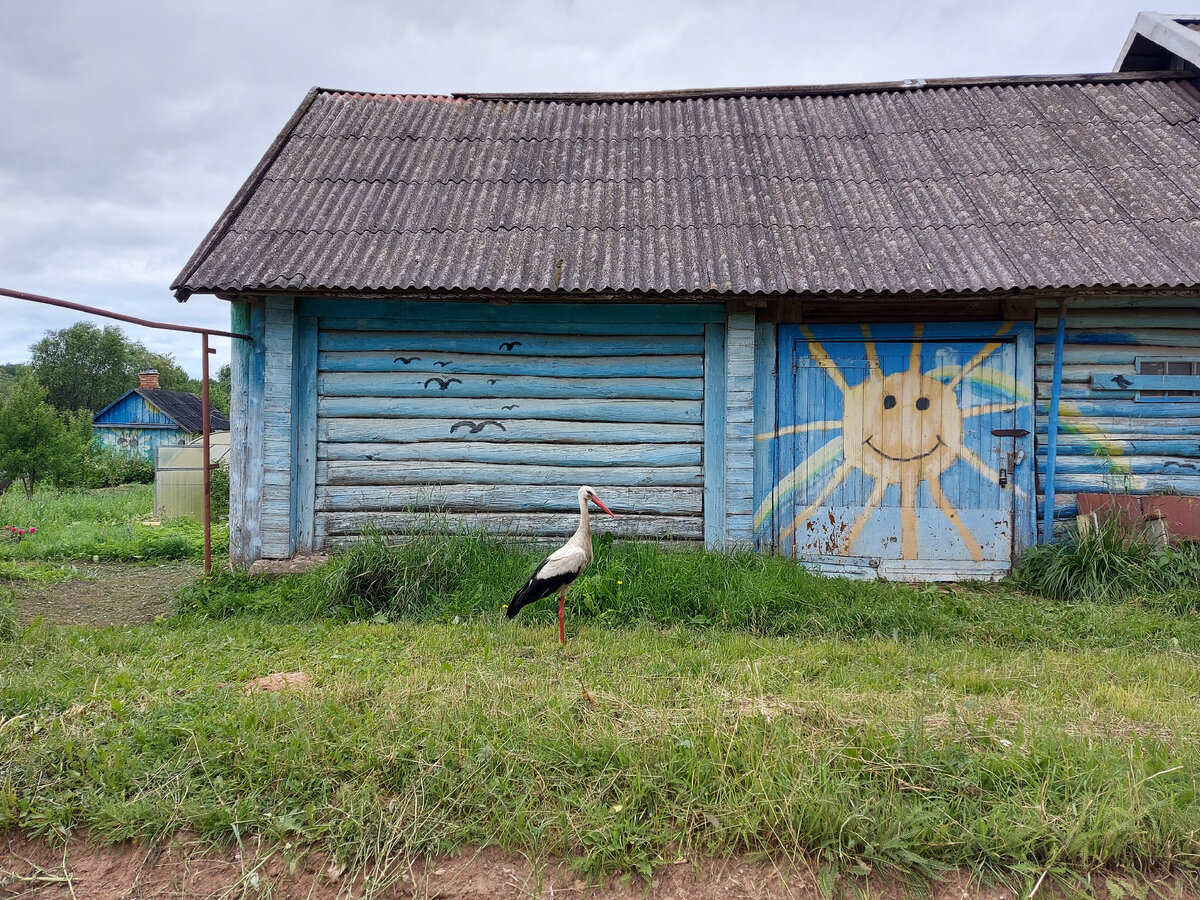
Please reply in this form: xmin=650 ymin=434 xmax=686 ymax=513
xmin=0 ymin=831 xmax=1068 ymax=900
xmin=7 ymin=561 xmax=202 ymax=626
xmin=3 ymin=832 xmax=1193 ymax=899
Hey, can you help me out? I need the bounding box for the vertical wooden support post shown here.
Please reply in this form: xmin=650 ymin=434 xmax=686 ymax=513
xmin=291 ymin=315 xmax=318 ymax=554
xmin=703 ymin=322 xmax=728 ymax=548
xmin=724 ymin=314 xmax=756 ymax=543
xmin=753 ymin=321 xmax=777 ymax=552
xmin=261 ymin=296 xmax=296 ymax=558
xmin=1013 ymin=322 xmax=1037 ymax=555
xmin=201 ymin=332 xmax=214 ymax=574
xmin=1041 ymin=299 xmax=1069 ymax=544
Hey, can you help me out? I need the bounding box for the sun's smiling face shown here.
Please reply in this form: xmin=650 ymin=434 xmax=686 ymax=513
xmin=844 ymin=369 xmax=963 ymax=481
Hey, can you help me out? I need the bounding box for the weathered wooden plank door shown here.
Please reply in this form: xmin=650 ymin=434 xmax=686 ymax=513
xmin=764 ymin=323 xmax=1028 ymax=580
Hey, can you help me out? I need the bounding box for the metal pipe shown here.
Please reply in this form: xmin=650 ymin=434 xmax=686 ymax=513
xmin=1041 ymin=298 xmax=1069 ymax=543
xmin=0 ymin=287 xmax=250 ymax=341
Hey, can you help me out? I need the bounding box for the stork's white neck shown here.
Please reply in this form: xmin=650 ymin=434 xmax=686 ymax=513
xmin=572 ymin=490 xmax=592 ymax=546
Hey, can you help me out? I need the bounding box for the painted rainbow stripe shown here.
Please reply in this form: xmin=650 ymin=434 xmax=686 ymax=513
xmin=753 ymin=435 xmax=844 ymax=533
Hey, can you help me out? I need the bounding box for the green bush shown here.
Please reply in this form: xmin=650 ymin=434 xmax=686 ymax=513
xmin=1012 ymin=519 xmax=1200 ymax=604
xmin=68 ymin=446 xmax=156 ymax=489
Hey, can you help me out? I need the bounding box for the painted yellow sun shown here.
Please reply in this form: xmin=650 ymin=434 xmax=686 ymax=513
xmin=756 ymin=323 xmax=1019 ymax=563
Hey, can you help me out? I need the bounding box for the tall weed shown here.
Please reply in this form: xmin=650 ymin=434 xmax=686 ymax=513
xmin=317 ymin=529 xmax=533 ymax=620
xmin=1012 ymin=519 xmax=1200 ymax=604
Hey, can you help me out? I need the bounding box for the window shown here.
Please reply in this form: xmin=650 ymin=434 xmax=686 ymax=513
xmin=1136 ymin=357 xmax=1200 ymax=400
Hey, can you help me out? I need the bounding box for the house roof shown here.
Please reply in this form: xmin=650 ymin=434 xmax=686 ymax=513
xmin=1115 ymin=13 xmax=1200 ymax=73
xmin=173 ymin=71 xmax=1200 ymax=300
xmin=93 ymin=388 xmax=231 ymax=433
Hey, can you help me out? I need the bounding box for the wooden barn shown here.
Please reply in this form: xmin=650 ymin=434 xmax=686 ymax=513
xmin=92 ymin=369 xmax=230 ymax=462
xmin=172 ymin=13 xmax=1200 ymax=577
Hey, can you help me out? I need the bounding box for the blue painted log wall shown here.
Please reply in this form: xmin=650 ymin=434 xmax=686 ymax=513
xmin=1035 ymin=296 xmax=1200 ymax=526
xmin=93 ymin=392 xmax=196 ymax=460
xmin=258 ymin=298 xmax=731 ymax=552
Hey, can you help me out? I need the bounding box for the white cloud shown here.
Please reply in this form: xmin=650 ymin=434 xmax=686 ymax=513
xmin=0 ymin=0 xmax=1157 ymax=374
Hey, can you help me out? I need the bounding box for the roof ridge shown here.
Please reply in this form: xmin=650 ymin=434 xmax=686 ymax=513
xmin=289 ymin=120 xmax=1191 ymax=142
xmin=310 ymin=71 xmax=1189 ymax=105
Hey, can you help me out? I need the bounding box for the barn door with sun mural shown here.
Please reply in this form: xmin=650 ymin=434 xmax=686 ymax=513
xmin=756 ymin=322 xmax=1034 ymax=580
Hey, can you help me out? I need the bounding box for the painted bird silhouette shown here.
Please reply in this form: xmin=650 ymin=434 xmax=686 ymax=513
xmin=393 ymin=356 xmax=421 ymax=365
xmin=499 ymin=341 xmax=522 ymax=351
xmin=450 ymin=420 xmax=506 ymax=434
xmin=424 ymin=377 xmax=462 ymax=390
xmin=502 ymin=404 xmax=519 ymax=410
xmin=1111 ymin=374 xmax=1133 ymax=389
xmin=433 ymin=360 xmax=451 ymax=367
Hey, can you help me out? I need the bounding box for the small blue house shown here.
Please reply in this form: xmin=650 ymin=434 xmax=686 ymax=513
xmin=172 ymin=13 xmax=1200 ymax=577
xmin=92 ymin=370 xmax=230 ymax=461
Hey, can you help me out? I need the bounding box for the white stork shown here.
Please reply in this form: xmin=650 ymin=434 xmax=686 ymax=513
xmin=506 ymin=485 xmax=616 ymax=645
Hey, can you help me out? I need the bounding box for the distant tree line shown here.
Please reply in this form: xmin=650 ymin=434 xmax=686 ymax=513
xmin=0 ymin=322 xmax=232 ymax=497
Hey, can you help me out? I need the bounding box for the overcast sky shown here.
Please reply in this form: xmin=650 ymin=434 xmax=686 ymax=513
xmin=0 ymin=0 xmax=1157 ymax=376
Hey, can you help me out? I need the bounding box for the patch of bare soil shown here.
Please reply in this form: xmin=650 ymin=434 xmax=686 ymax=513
xmin=9 ymin=562 xmax=201 ymax=626
xmin=1 ymin=834 xmax=1193 ymax=900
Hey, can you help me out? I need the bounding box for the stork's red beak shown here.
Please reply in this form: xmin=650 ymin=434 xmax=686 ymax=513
xmin=590 ymin=494 xmax=616 ymax=517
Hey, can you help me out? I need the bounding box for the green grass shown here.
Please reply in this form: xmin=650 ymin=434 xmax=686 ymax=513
xmin=0 ymin=559 xmax=87 ymax=583
xmin=2 ymin=615 xmax=1198 ymax=886
xmin=0 ymin=484 xmax=220 ymax=562
xmin=179 ymin=530 xmax=1200 ymax=651
xmin=3 ymin=529 xmax=1200 ymax=890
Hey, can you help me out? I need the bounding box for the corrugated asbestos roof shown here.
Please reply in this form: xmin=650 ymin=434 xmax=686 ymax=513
xmin=173 ymin=73 xmax=1200 ymax=298
xmin=137 ymin=389 xmax=230 ymax=433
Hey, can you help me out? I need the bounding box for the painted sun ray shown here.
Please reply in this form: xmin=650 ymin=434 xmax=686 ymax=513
xmin=860 ymin=324 xmax=881 ymax=376
xmin=908 ymin=324 xmax=924 ymax=371
xmin=958 ymin=445 xmax=1000 ymax=484
xmin=800 ymin=326 xmax=850 ymax=394
xmin=755 ymin=420 xmax=843 ymax=441
xmin=780 ymin=458 xmax=857 ymax=542
xmin=838 ymin=477 xmax=888 ymax=556
xmin=900 ymin=487 xmax=918 ymax=560
xmin=945 ymin=323 xmax=1014 ymax=389
xmin=927 ymin=476 xmax=984 ymax=562
xmin=753 ymin=434 xmax=845 ymax=532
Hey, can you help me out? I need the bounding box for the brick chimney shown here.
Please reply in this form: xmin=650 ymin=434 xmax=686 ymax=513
xmin=138 ymin=368 xmax=160 ymax=390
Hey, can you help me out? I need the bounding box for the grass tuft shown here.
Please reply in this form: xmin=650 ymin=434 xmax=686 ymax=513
xmin=1012 ymin=520 xmax=1200 ymax=606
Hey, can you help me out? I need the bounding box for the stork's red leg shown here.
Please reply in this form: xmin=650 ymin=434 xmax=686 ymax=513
xmin=558 ymin=588 xmax=567 ymax=646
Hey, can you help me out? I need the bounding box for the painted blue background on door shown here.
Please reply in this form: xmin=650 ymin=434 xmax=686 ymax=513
xmin=754 ymin=322 xmax=1035 ymax=579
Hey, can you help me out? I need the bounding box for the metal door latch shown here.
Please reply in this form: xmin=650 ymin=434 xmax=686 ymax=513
xmin=999 ymin=467 xmax=1008 ymax=488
